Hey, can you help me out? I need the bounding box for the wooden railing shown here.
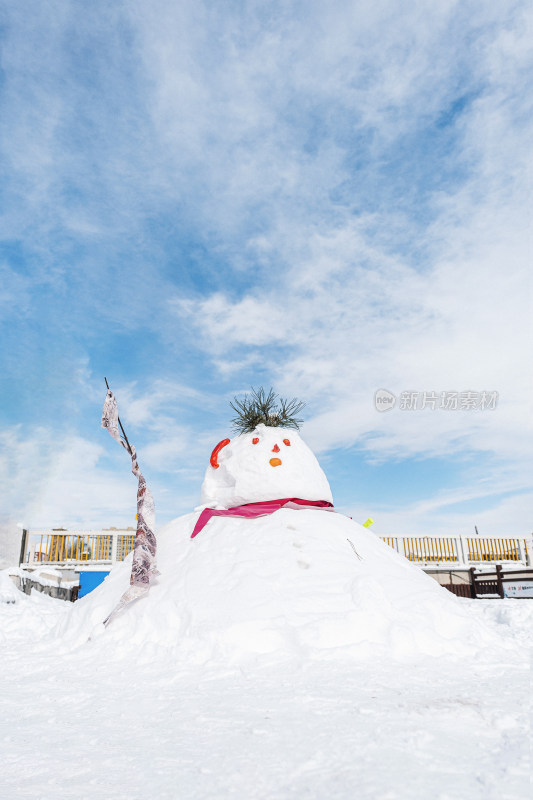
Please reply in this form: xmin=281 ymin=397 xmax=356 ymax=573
xmin=21 ymin=530 xmax=136 ymax=569
xmin=446 ymin=566 xmax=533 ymax=599
xmin=20 ymin=529 xmax=532 ymax=571
xmin=378 ymin=534 xmax=531 ymax=568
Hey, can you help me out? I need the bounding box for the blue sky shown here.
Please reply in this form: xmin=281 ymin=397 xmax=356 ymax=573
xmin=1 ymin=0 xmax=531 ymax=560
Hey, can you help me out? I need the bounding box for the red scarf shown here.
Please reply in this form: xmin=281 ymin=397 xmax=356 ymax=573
xmin=191 ymin=498 xmax=334 ymax=539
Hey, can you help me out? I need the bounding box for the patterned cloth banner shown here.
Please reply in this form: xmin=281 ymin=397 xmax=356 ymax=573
xmin=101 ymin=389 xmax=158 ymax=627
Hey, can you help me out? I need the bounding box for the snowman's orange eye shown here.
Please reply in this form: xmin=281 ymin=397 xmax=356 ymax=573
xmin=283 ymin=439 xmax=291 ymax=446
xmin=252 ymin=437 xmax=259 ymax=444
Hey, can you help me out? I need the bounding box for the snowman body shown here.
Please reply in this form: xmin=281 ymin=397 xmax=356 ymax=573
xmin=201 ymin=423 xmax=333 ymax=509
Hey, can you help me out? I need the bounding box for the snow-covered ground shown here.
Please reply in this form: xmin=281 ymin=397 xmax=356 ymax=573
xmin=1 ymin=511 xmax=531 ymax=800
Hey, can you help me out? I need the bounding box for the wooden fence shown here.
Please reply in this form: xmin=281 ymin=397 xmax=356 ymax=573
xmin=440 ymin=566 xmax=533 ymax=599
xmin=17 ymin=529 xmax=533 ymax=603
xmin=378 ymin=535 xmax=531 ymax=568
xmin=21 ymin=530 xmax=136 ymax=569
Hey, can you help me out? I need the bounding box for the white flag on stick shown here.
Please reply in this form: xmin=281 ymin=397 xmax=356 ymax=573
xmin=101 ymin=388 xmax=158 ymax=627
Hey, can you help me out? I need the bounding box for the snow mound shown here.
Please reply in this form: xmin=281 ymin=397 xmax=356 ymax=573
xmin=0 ymin=569 xmax=72 ymax=647
xmin=201 ymin=424 xmax=333 ymax=508
xmin=55 ymin=510 xmax=501 ymax=663
xmin=0 ymin=570 xmax=20 ymax=604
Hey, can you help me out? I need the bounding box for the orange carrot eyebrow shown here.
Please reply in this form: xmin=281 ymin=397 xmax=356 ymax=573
xmin=210 ymin=438 xmax=230 ymax=469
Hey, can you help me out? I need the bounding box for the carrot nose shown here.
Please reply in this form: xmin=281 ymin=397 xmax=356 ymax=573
xmin=272 ymin=444 xmax=280 ymax=452
xmin=269 ymin=457 xmax=282 ymax=467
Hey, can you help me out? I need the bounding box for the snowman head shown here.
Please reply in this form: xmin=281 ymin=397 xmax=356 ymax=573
xmin=201 ymin=423 xmax=333 ymax=508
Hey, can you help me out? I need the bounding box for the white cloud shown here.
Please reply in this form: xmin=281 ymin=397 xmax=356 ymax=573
xmin=115 ymin=379 xmax=208 ymax=427
xmin=166 ymin=2 xmax=533 ymax=533
xmin=102 ymin=380 xmax=224 ymax=475
xmin=0 ymin=416 xmax=208 ymax=565
xmin=0 ymin=427 xmax=134 ymax=533
xmin=1 ymin=1 xmax=530 ymax=542
xmin=350 ymin=489 xmax=533 ymax=540
xmin=175 ymin=194 xmax=531 ymax=465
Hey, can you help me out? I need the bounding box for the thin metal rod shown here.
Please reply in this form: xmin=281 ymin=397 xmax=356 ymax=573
xmin=104 ymin=377 xmax=133 ymax=455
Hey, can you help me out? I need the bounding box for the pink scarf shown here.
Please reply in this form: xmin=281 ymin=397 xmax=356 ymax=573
xmin=191 ymin=498 xmax=334 ymax=538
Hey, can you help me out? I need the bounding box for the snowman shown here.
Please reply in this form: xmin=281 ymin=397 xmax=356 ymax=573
xmin=67 ymin=387 xmax=496 ymax=661
xmin=193 ymin=389 xmax=333 ymax=537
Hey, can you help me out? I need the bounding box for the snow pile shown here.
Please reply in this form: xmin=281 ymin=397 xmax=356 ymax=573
xmin=55 ymin=509 xmax=501 ymax=662
xmin=1 ymin=421 xmax=529 ymax=800
xmin=0 ymin=571 xmax=71 ymax=646
xmin=18 ymin=567 xmax=79 ymax=589
xmin=39 ymin=421 xmax=513 ymax=664
xmin=201 ymin=424 xmax=333 ymax=508
xmin=0 ymin=569 xmax=20 ymax=604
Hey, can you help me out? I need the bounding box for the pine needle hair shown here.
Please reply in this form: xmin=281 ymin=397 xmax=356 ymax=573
xmin=230 ymin=387 xmax=305 ymax=434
